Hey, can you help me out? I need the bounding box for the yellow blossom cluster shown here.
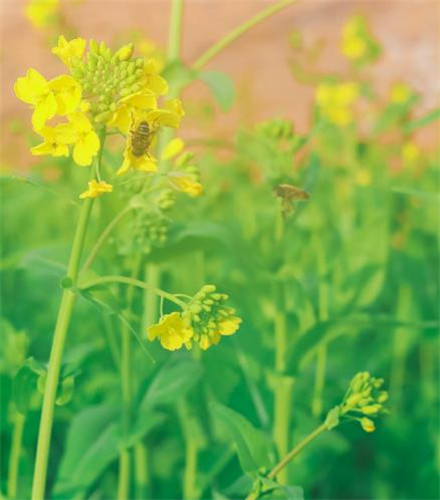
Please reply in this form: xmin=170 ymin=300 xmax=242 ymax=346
xmin=15 ymin=36 xmax=187 ymax=198
xmin=147 ymin=285 xmax=241 ymax=351
xmin=340 ymin=15 xmax=381 ymax=65
xmin=340 ymin=371 xmax=389 ymax=433
xmin=315 ymin=81 xmax=359 ymax=126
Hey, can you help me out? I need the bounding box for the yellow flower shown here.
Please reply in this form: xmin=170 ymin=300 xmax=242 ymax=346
xmin=108 ymin=91 xmax=157 ymax=134
xmin=147 ymin=312 xmax=194 ymax=351
xmin=316 ymin=82 xmax=359 ymax=126
xmin=52 ymin=36 xmax=86 ymax=67
xmin=218 ymin=317 xmax=242 ymax=336
xmin=30 ymin=126 xmax=69 ymax=157
xmin=340 ymin=15 xmax=380 ymax=64
xmin=402 ymin=141 xmax=420 ymax=165
xmin=141 ymin=59 xmax=169 ymax=95
xmin=79 ymin=180 xmax=113 ymax=199
xmin=56 ymin=113 xmax=100 ymax=166
xmin=360 ymin=417 xmax=376 ymax=433
xmin=355 ymin=169 xmax=371 ymax=186
xmin=48 ymin=75 xmax=82 ymax=115
xmin=118 ymin=146 xmax=157 ymax=176
xmin=390 ymin=83 xmax=412 ymax=104
xmin=14 ymin=68 xmax=58 ymax=130
xmin=146 ymin=98 xmax=185 ymax=129
xmin=162 ymin=137 xmax=184 ymax=160
xmin=169 ymin=175 xmax=202 ymax=197
xmin=25 ymin=0 xmax=59 ymax=30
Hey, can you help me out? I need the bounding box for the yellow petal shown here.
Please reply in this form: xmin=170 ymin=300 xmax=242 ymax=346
xmin=162 ymin=138 xmax=184 ymax=160
xmin=32 ymin=93 xmax=57 ymax=130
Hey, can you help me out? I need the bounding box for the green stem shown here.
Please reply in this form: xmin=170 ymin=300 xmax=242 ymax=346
xmin=179 ymin=400 xmax=200 ymax=500
xmin=192 ymin=0 xmax=296 ymax=71
xmin=7 ymin=410 xmax=25 ymax=499
xmin=81 ymin=205 xmax=133 ymax=273
xmin=117 ymin=256 xmax=143 ymax=499
xmin=134 ymin=442 xmax=150 ymax=499
xmin=167 ymin=0 xmax=184 ymax=61
xmin=312 ymin=239 xmax=329 ymax=417
xmin=246 ymin=423 xmax=328 ymax=500
xmin=31 ymin=131 xmax=105 ymax=500
xmin=81 ymin=275 xmax=187 ymax=308
xmin=31 ymin=195 xmax=94 ymax=500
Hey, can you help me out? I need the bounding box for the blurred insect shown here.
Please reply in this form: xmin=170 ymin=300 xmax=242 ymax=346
xmin=273 ymin=183 xmax=310 ymax=217
xmin=130 ymin=117 xmax=156 ymax=158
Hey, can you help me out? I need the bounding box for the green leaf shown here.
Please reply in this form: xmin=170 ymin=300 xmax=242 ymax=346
xmin=403 ymin=108 xmax=440 ymax=133
xmin=139 ymin=354 xmax=202 ymax=411
xmin=13 ymin=365 xmax=39 ymax=414
xmin=199 ymin=70 xmax=236 ymax=112
xmin=211 ymin=404 xmax=275 ymax=477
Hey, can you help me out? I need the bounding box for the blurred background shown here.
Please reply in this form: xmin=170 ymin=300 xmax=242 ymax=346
xmin=1 ymin=0 xmax=439 ymax=170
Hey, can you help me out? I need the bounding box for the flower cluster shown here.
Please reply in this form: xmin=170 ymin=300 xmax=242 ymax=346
xmin=325 ymin=371 xmax=389 ymax=433
xmin=147 ymin=285 xmax=241 ymax=351
xmin=315 ymin=81 xmax=359 ymax=126
xmin=15 ymin=36 xmax=186 ymax=197
xmin=340 ymin=15 xmax=381 ymax=66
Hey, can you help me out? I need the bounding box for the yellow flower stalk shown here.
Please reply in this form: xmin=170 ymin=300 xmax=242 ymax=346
xmin=79 ymin=180 xmax=113 ymax=199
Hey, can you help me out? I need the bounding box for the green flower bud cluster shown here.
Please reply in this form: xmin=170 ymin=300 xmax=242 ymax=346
xmin=70 ymin=40 xmax=145 ymax=121
xmin=121 ymin=210 xmax=169 ymax=256
xmin=182 ymin=285 xmax=240 ymax=350
xmin=325 ymin=371 xmax=389 ymax=433
xmin=257 ymin=118 xmax=294 ymax=141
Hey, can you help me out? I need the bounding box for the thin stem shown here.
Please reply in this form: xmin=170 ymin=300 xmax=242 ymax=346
xmin=7 ymin=410 xmax=25 ymax=499
xmin=134 ymin=442 xmax=150 ymax=499
xmin=246 ymin=423 xmax=328 ymax=500
xmin=117 ymin=255 xmax=142 ymax=500
xmin=312 ymin=239 xmax=329 ymax=417
xmin=192 ymin=0 xmax=295 ymax=71
xmin=179 ymin=400 xmax=200 ymax=500
xmin=81 ymin=275 xmax=187 ymax=309
xmin=81 ymin=205 xmax=133 ymax=273
xmin=167 ymin=0 xmax=184 ymax=61
xmin=268 ymin=422 xmax=327 ymax=479
xmin=31 ymin=131 xmax=105 ymax=500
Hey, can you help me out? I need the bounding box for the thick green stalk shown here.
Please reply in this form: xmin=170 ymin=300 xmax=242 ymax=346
xmin=31 ymin=192 xmax=94 ymax=500
xmin=7 ymin=410 xmax=25 ymax=499
xmin=167 ymin=0 xmax=184 ymax=61
xmin=192 ymin=0 xmax=295 ymax=70
xmin=31 ymin=131 xmax=105 ymax=500
xmin=179 ymin=400 xmax=200 ymax=500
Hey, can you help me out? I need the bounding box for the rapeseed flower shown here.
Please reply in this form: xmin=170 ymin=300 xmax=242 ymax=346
xmin=146 ymin=285 xmax=241 ymax=352
xmin=390 ymin=83 xmax=412 ymax=105
xmin=25 ymin=0 xmax=59 ymax=30
xmin=163 ymin=138 xmax=202 ymax=196
xmin=30 ymin=126 xmax=69 ymax=157
xmin=402 ymin=141 xmax=420 ymax=166
xmin=147 ymin=312 xmax=194 ymax=351
xmin=79 ymin=180 xmax=113 ymax=199
xmin=340 ymin=15 xmax=381 ymax=66
xmin=56 ymin=113 xmax=100 ymax=166
xmin=315 ymin=82 xmax=359 ymax=126
xmin=52 ymin=36 xmax=87 ymax=67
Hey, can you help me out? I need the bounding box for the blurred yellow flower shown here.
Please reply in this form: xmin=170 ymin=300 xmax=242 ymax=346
xmin=30 ymin=126 xmax=69 ymax=157
xmin=14 ymin=69 xmax=58 ymax=130
xmin=390 ymin=83 xmax=412 ymax=105
xmin=360 ymin=417 xmax=376 ymax=433
xmin=355 ymin=169 xmax=371 ymax=186
xmin=147 ymin=312 xmax=194 ymax=351
xmin=316 ymin=82 xmax=359 ymax=126
xmin=402 ymin=141 xmax=420 ymax=165
xmin=340 ymin=15 xmax=381 ymax=65
xmin=52 ymin=36 xmax=87 ymax=67
xmin=218 ymin=317 xmax=242 ymax=336
xmin=57 ymin=113 xmax=100 ymax=166
xmin=169 ymin=175 xmax=203 ymax=197
xmin=79 ymin=180 xmax=113 ymax=199
xmin=25 ymin=0 xmax=59 ymax=30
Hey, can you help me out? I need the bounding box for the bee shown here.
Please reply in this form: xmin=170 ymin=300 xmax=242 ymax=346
xmin=130 ymin=119 xmax=155 ymax=158
xmin=273 ymin=183 xmax=310 ymax=217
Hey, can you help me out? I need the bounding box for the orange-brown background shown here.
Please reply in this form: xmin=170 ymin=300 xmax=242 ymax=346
xmin=1 ymin=0 xmax=439 ymax=169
